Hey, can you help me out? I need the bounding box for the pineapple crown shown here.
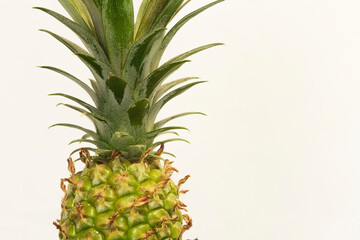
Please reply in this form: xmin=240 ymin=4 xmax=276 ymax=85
xmin=36 ymin=0 xmax=223 ymax=162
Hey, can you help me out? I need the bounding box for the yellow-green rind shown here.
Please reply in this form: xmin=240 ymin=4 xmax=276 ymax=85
xmin=59 ymin=157 xmax=184 ymax=240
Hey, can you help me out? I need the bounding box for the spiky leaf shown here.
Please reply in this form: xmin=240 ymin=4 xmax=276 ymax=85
xmin=151 ymin=77 xmax=198 ymax=103
xmin=35 ymin=7 xmax=109 ymax=63
xmin=148 ymin=81 xmax=206 ymax=125
xmin=122 ymin=28 xmax=166 ymax=89
xmin=102 ymin=0 xmax=134 ymax=73
xmin=137 ymin=60 xmax=189 ymax=99
xmin=154 ymin=112 xmax=206 ymax=129
xmin=127 ymin=99 xmax=149 ymax=126
xmin=106 ymin=75 xmax=128 ymax=104
xmin=59 ymin=0 xmax=94 ymax=32
xmin=41 ymin=66 xmax=99 ymax=105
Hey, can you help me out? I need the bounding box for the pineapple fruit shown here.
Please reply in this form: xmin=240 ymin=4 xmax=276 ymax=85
xmin=36 ymin=0 xmax=223 ymax=239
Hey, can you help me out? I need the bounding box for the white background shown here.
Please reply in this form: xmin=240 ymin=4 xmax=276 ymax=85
xmin=1 ymin=0 xmax=360 ymax=239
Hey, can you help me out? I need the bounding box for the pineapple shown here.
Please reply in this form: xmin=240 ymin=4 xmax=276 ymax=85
xmin=36 ymin=0 xmax=223 ymax=239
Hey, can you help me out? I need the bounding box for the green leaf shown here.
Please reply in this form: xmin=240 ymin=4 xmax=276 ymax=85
xmin=106 ymin=75 xmax=128 ymax=104
xmin=148 ymin=81 xmax=206 ymax=125
xmin=81 ymin=134 xmax=91 ymax=139
xmin=39 ymin=29 xmax=88 ymax=54
xmin=76 ymin=53 xmax=113 ymax=79
xmin=134 ymin=0 xmax=169 ymax=40
xmin=137 ymin=60 xmax=189 ymax=99
xmin=127 ymin=99 xmax=149 ymax=126
xmin=146 ymin=126 xmax=188 ymax=139
xmin=57 ymin=102 xmax=87 ymax=114
xmin=151 ymin=77 xmax=198 ymax=103
xmin=154 ymin=112 xmax=206 ymax=129
xmin=171 ymin=0 xmax=191 ymax=20
xmin=122 ymin=28 xmax=166 ymax=89
xmin=163 ymin=43 xmax=224 ymax=66
xmin=35 ymin=7 xmax=109 ymax=63
xmin=152 ymin=138 xmax=190 ymax=148
xmin=59 ymin=0 xmax=94 ymax=32
xmin=151 ymin=0 xmax=183 ymax=31
xmin=75 ymin=53 xmax=113 ymax=97
xmin=157 ymin=131 xmax=179 ymax=137
xmin=70 ymin=147 xmax=97 ymax=156
xmin=89 ymin=79 xmax=101 ymax=96
xmin=82 ymin=0 xmax=107 ymax=50
xmin=164 ymin=0 xmax=223 ymax=46
xmin=69 ymin=139 xmax=110 ymax=149
xmin=49 ymin=93 xmax=98 ymax=113
xmin=134 ymin=0 xmax=151 ymax=39
xmin=102 ymin=0 xmax=134 ymax=73
xmin=39 ymin=30 xmax=106 ymax=96
xmin=58 ymin=0 xmax=89 ymax=31
xmin=83 ymin=112 xmax=110 ymax=122
xmin=127 ymin=144 xmax=146 ymax=158
xmin=57 ymin=103 xmax=109 ymax=123
xmin=39 ymin=30 xmax=107 ymax=95
xmin=110 ymin=132 xmax=135 ymax=151
xmin=40 ymin=66 xmax=99 ymax=105
xmin=162 ymin=151 xmax=176 ymax=158
xmin=49 ymin=123 xmax=100 ymax=140
xmin=154 ymin=0 xmax=224 ymax=66
xmin=95 ymin=149 xmax=114 ymax=155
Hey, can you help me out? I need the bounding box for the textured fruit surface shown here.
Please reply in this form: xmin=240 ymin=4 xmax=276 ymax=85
xmin=57 ymin=155 xmax=189 ymax=240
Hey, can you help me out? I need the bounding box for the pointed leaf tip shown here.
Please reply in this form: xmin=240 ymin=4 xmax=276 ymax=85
xmin=106 ymin=75 xmax=128 ymax=104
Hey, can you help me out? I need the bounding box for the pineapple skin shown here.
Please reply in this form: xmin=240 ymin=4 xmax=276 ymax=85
xmin=58 ymin=155 xmax=187 ymax=240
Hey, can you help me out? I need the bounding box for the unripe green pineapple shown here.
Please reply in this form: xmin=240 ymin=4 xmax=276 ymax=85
xmin=59 ymin=152 xmax=189 ymax=239
xmin=36 ymin=0 xmax=223 ymax=239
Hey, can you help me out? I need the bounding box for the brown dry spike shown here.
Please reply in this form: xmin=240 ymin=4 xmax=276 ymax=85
xmin=179 ymin=190 xmax=190 ymax=195
xmin=94 ymin=191 xmax=105 ymax=199
xmin=67 ymin=157 xmax=75 ymax=175
xmin=156 ymin=178 xmax=170 ymax=188
xmin=164 ymin=163 xmax=179 ymax=177
xmin=163 ymin=159 xmax=173 ymax=169
xmin=140 ymin=186 xmax=148 ymax=193
xmin=163 ymin=160 xmax=179 ymax=176
xmin=156 ymin=143 xmax=165 ymax=156
xmin=153 ymin=215 xmax=178 ymax=232
xmin=140 ymin=146 xmax=154 ymax=162
xmin=75 ymin=202 xmax=84 ymax=219
xmin=119 ymin=170 xmax=127 ymax=177
xmin=159 ymin=215 xmax=179 ymax=225
xmin=63 ymin=177 xmax=77 ymax=185
xmin=165 ymin=166 xmax=179 ymax=175
xmin=178 ymin=175 xmax=190 ymax=188
xmin=108 ymin=211 xmax=119 ymax=226
xmin=179 ymin=214 xmax=193 ymax=239
xmin=53 ymin=221 xmax=66 ymax=234
xmin=79 ymin=148 xmax=92 ymax=166
xmin=111 ymin=149 xmax=121 ymax=160
xmin=176 ymin=201 xmax=188 ymax=212
xmin=132 ymin=195 xmax=150 ymax=208
xmin=140 ymin=186 xmax=154 ymax=195
xmin=60 ymin=179 xmax=67 ymax=193
xmin=183 ymin=214 xmax=191 ymax=225
xmin=142 ymin=229 xmax=156 ymax=239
